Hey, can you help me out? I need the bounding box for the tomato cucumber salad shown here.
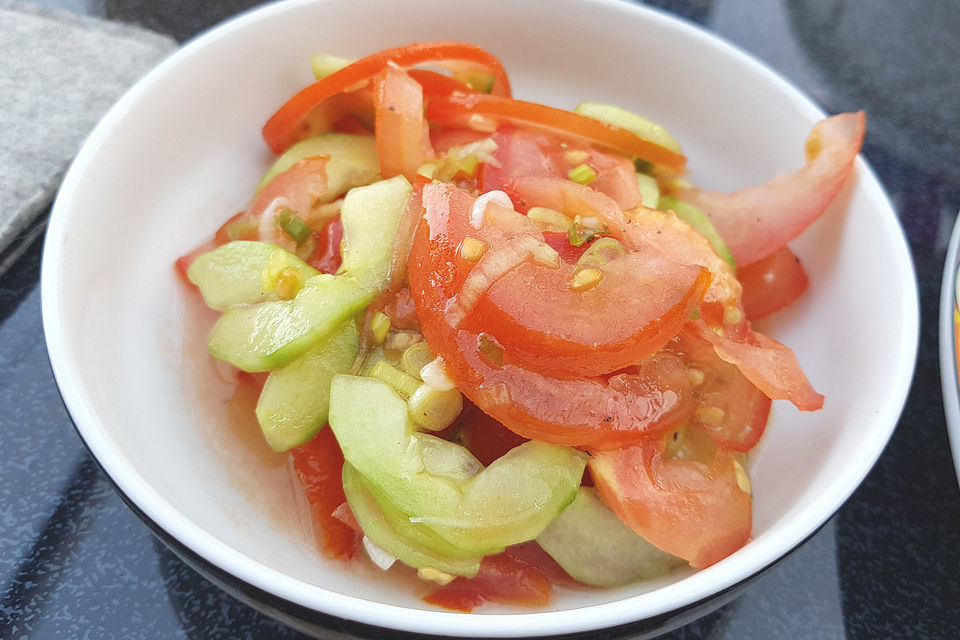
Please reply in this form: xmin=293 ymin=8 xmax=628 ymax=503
xmin=176 ymin=41 xmax=865 ymax=611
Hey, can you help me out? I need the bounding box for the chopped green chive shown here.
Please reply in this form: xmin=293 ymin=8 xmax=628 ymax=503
xmin=278 ymin=208 xmax=312 ymax=244
xmin=567 ymin=222 xmax=606 ymax=247
xmin=567 ymin=163 xmax=598 ymax=185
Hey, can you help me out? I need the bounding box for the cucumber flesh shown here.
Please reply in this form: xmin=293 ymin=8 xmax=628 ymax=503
xmin=255 ymin=320 xmax=359 ymax=452
xmin=536 ymin=486 xmax=684 ymax=587
xmin=328 ymin=374 xmax=587 ymax=556
xmin=342 ymin=463 xmax=482 ymax=577
xmin=205 ymin=176 xmax=412 ymax=372
xmin=187 ymin=241 xmax=318 ymax=311
xmin=257 ymin=133 xmax=379 ymax=199
xmin=206 ymin=273 xmax=370 ymax=372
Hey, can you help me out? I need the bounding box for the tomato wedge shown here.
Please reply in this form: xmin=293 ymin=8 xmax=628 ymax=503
xmin=427 ymin=93 xmax=687 ymax=171
xmin=589 ymin=436 xmax=752 ymax=568
xmin=669 ymin=329 xmax=771 ymax=451
xmin=682 ymin=111 xmax=865 ymax=267
xmin=374 ymin=65 xmax=432 ymax=181
xmin=408 ymin=184 xmax=696 ymax=448
xmin=423 ymin=546 xmax=552 ymax=612
xmin=687 ymin=319 xmax=824 ymax=411
xmin=264 ymin=41 xmax=512 ymax=153
xmin=511 ymin=177 xmax=742 ymax=327
xmin=291 ymin=427 xmax=361 ymax=559
xmin=479 ymin=126 xmax=641 ymax=210
xmin=418 ymin=182 xmax=709 ymax=377
xmin=738 ymin=245 xmax=809 ymax=319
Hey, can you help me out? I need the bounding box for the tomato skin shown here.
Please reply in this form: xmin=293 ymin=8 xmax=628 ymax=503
xmin=475 ymin=251 xmax=710 ymax=377
xmin=738 ymin=246 xmax=809 ymax=319
xmin=589 ymin=436 xmax=752 ymax=568
xmin=263 ymin=41 xmax=512 ymax=153
xmin=291 ymin=427 xmax=361 ymax=559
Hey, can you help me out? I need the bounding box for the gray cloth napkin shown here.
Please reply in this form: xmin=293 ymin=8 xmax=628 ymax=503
xmin=0 ymin=1 xmax=177 ymax=272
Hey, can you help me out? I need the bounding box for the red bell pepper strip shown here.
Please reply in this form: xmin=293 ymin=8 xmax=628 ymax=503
xmin=263 ymin=41 xmax=511 ymax=153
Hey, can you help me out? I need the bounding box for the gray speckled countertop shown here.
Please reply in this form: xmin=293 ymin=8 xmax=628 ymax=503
xmin=2 ymin=0 xmax=959 ymax=638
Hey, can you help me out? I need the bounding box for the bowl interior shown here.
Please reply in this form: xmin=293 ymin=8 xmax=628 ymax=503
xmin=42 ymin=0 xmax=917 ymax=635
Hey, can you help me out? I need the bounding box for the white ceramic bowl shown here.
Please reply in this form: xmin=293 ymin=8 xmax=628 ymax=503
xmin=41 ymin=0 xmax=919 ymax=636
xmin=938 ymin=212 xmax=960 ymax=487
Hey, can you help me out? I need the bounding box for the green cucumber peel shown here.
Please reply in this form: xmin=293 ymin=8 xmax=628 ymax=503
xmin=255 ymin=320 xmax=359 ymax=452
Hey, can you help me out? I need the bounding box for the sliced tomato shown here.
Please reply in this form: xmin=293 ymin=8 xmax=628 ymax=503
xmin=476 ymin=250 xmax=709 ymax=377
xmin=374 ymin=65 xmax=432 ymax=181
xmin=263 ymin=41 xmax=511 ymax=153
xmin=478 ymin=126 xmax=641 ymax=210
xmin=427 ymin=94 xmax=687 ymax=172
xmin=423 ymin=546 xmax=551 ymax=612
xmin=738 ymin=246 xmax=809 ymax=319
xmin=416 ymin=182 xmax=709 ymax=378
xmin=408 ymin=186 xmax=696 ymax=449
xmin=306 ymin=216 xmax=343 ymax=275
xmin=291 ymin=427 xmax=361 ymax=559
xmin=687 ymin=319 xmax=823 ymax=411
xmin=669 ymin=329 xmax=771 ymax=451
xmin=457 ymin=401 xmax=530 ymax=466
xmin=589 ymin=436 xmax=752 ymax=568
xmin=512 ymin=176 xmax=743 ymax=329
xmin=682 ymin=111 xmax=865 ymax=267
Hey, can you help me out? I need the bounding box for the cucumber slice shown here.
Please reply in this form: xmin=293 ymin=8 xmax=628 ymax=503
xmin=338 ymin=175 xmax=412 ymax=282
xmin=257 ymin=133 xmax=379 ymax=198
xmin=419 ymin=440 xmax=586 ymax=554
xmin=255 ymin=320 xmax=359 ymax=452
xmin=342 ymin=463 xmax=483 ymax=577
xmin=206 ymin=273 xmax=370 ymax=372
xmin=310 ymin=54 xmax=354 ymax=80
xmin=536 ymin=487 xmax=684 ymax=587
xmin=657 ymin=195 xmax=735 ymax=268
xmin=205 ymin=176 xmax=412 ymax=371
xmin=635 ymin=173 xmax=660 ymax=209
xmin=329 ymin=374 xmax=587 ymax=556
xmin=328 ymin=375 xmax=472 ymax=519
xmin=187 ymin=241 xmax=318 ymax=311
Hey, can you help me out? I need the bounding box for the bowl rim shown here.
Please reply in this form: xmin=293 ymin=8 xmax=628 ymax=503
xmin=40 ymin=0 xmax=920 ymax=635
xmin=938 ymin=211 xmax=960 ymax=488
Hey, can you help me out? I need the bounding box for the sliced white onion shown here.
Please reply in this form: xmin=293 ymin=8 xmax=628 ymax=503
xmin=420 ymin=357 xmax=456 ymax=391
xmin=362 ymin=536 xmax=397 ymax=570
xmin=470 ymin=190 xmax=514 ymax=229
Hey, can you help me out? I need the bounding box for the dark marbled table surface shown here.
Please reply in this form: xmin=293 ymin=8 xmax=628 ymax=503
xmin=3 ymin=1 xmax=959 ymax=638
